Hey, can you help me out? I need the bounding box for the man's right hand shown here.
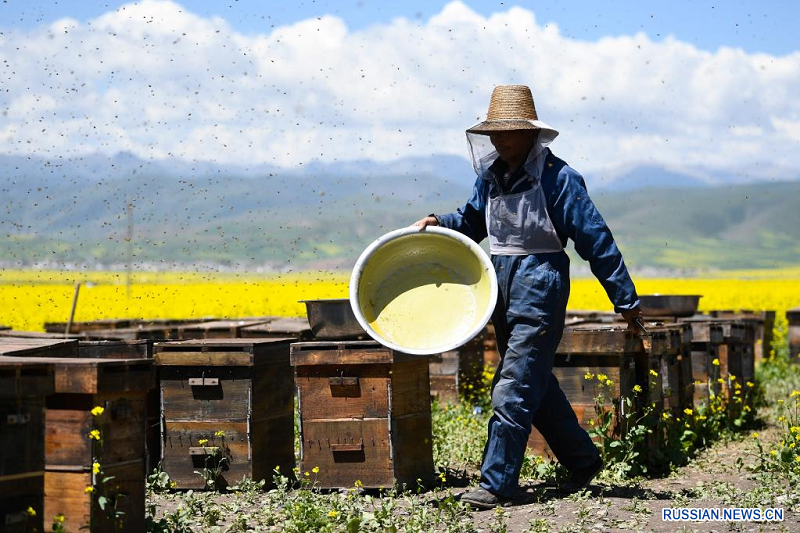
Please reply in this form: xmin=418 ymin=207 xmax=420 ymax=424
xmin=412 ymin=215 xmax=439 ymax=231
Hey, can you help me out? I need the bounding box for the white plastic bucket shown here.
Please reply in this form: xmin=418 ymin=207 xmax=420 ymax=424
xmin=349 ymin=226 xmax=498 ymax=355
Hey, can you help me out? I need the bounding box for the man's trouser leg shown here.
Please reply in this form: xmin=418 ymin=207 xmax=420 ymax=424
xmin=479 ymin=254 xmax=599 ymax=497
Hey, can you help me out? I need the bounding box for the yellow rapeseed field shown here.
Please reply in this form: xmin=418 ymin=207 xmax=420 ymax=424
xmin=0 ymin=269 xmax=798 ymax=332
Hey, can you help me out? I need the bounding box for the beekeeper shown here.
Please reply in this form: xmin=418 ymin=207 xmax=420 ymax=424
xmin=414 ymin=85 xmax=642 ymax=509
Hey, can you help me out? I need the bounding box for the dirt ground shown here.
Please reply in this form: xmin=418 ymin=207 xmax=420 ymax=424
xmin=464 ymin=425 xmax=796 ymax=532
xmin=151 ymin=422 xmax=797 ymax=532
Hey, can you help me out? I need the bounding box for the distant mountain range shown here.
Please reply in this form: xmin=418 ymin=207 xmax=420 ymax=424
xmin=2 ymin=152 xmax=799 ymax=271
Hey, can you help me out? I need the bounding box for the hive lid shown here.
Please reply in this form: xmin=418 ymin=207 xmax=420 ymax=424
xmin=154 ymin=338 xmax=293 ymax=366
xmin=0 ymin=337 xmax=78 ymax=358
xmin=289 ymin=340 xmax=425 ymax=366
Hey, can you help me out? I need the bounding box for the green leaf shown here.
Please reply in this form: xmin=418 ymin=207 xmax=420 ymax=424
xmin=97 ymin=496 xmax=108 ymax=511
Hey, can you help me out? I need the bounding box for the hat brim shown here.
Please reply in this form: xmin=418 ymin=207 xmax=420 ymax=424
xmin=466 ymin=119 xmax=558 ymax=137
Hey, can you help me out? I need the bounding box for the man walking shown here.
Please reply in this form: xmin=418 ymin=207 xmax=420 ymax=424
xmin=414 ymin=85 xmax=642 ymax=508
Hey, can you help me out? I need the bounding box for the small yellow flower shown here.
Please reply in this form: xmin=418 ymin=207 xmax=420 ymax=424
xmin=729 ymin=375 xmax=736 ymax=381
xmin=87 ymin=429 xmax=100 ymax=441
xmin=589 ymin=419 xmax=595 ymax=426
xmin=604 ymin=379 xmax=614 ymax=386
xmin=304 ymin=471 xmax=310 ymax=477
xmin=712 ymin=358 xmax=720 ymax=366
xmin=743 ymin=405 xmax=751 ymax=412
xmin=717 ymin=378 xmax=725 ymax=384
xmin=597 ymin=373 xmax=608 ymax=382
xmin=633 ymin=385 xmax=642 ymax=393
xmin=746 ymin=381 xmax=754 ymax=388
xmin=584 ymin=372 xmax=595 ymax=380
xmin=91 ymin=406 xmax=105 ymax=417
xmin=662 ymin=412 xmax=671 ymax=420
xmin=791 ymin=443 xmax=796 ymax=449
xmin=214 ymin=430 xmax=225 ymax=438
xmin=684 ymin=408 xmax=693 ymax=416
xmin=92 ymin=462 xmax=100 ymax=474
xmin=778 ymin=399 xmax=785 ymax=405
xmin=790 ymin=390 xmax=800 ymax=398
xmin=779 ymin=416 xmax=787 ymax=422
xmin=795 ymin=455 xmax=800 ymax=463
xmin=771 ymin=450 xmax=777 ymax=457
xmin=84 ymin=486 xmax=95 ymax=494
xmin=26 ymin=507 xmax=36 ymax=517
xmin=54 ymin=514 xmax=65 ymax=524
xmin=354 ymin=480 xmax=363 ymax=488
xmin=697 ymin=415 xmax=707 ymax=421
xmin=650 ymin=369 xmax=658 ymax=377
xmin=791 ymin=427 xmax=800 ymax=434
xmin=751 ymin=432 xmax=759 ymax=439
xmin=328 ymin=510 xmax=339 ymax=518
xmin=198 ymin=438 xmax=209 ymax=445
xmin=312 ymin=466 xmax=320 ymax=474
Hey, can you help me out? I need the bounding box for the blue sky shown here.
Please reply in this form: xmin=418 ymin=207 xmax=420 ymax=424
xmin=1 ymin=0 xmax=799 ymax=183
xmin=3 ymin=0 xmax=799 ymax=56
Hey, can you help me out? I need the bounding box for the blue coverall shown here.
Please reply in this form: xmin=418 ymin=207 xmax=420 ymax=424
xmin=437 ymin=150 xmax=639 ymax=498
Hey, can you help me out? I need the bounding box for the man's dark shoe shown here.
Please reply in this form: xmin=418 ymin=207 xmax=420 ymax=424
xmin=459 ymin=487 xmax=511 ymax=510
xmin=558 ymin=457 xmax=603 ymax=494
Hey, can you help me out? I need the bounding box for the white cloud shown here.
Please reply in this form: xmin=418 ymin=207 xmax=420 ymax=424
xmin=1 ymin=0 xmax=799 ymax=182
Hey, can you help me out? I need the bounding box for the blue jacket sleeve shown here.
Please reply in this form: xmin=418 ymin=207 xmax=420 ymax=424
xmin=436 ymin=177 xmax=488 ymax=244
xmin=547 ymin=165 xmax=640 ymax=313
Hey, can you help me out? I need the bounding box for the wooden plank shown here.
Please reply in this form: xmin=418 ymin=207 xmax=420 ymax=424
xmin=45 ymin=319 xmax=133 ymax=334
xmin=177 ymin=318 xmax=275 ymax=340
xmin=78 ymin=341 xmax=151 ymax=360
xmin=249 ymin=413 xmax=295 ymax=488
xmin=161 ymin=370 xmax=252 ymax=421
xmin=155 ymin=351 xmax=252 ymax=366
xmin=2 ymin=357 xmax=153 ymax=395
xmin=162 ymin=421 xmax=250 ymax=490
xmin=0 ymin=330 xmax=82 ymax=340
xmin=389 ymin=359 xmax=432 ymax=417
xmin=301 ymin=418 xmax=394 ymax=489
xmin=297 ymin=365 xmax=390 ymax=420
xmin=557 ymin=326 xmax=645 ymax=355
xmin=290 ymin=341 xmax=424 ymax=366
xmin=240 ymin=317 xmax=312 ymax=340
xmin=0 ymin=338 xmax=78 ymax=358
xmin=250 ymin=359 xmax=295 ymax=424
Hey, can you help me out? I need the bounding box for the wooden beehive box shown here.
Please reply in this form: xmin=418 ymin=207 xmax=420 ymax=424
xmin=527 ymin=324 xmax=667 ymax=458
xmin=429 ymin=335 xmax=484 ymax=403
xmin=0 ymin=358 xmax=54 ymax=533
xmin=176 ymin=318 xmax=276 ymax=340
xmin=680 ymin=319 xmax=724 ymax=407
xmin=291 ymin=340 xmax=435 ymax=489
xmin=240 ymin=317 xmax=313 ymax=341
xmin=154 ymin=339 xmax=295 ymax=489
xmin=647 ymin=323 xmax=693 ymax=414
xmin=4 ymin=356 xmax=152 ymax=533
xmin=44 ymin=319 xmax=133 ymax=334
xmin=709 ymin=310 xmax=775 ymax=362
xmin=789 ymin=308 xmax=800 ymax=360
xmin=74 ymin=341 xmax=160 ymax=474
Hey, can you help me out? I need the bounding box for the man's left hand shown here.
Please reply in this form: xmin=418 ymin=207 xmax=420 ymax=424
xmin=621 ymin=308 xmax=644 ymax=334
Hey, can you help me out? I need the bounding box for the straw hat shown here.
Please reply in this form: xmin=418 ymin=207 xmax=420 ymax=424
xmin=466 ymin=85 xmax=558 ymax=136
